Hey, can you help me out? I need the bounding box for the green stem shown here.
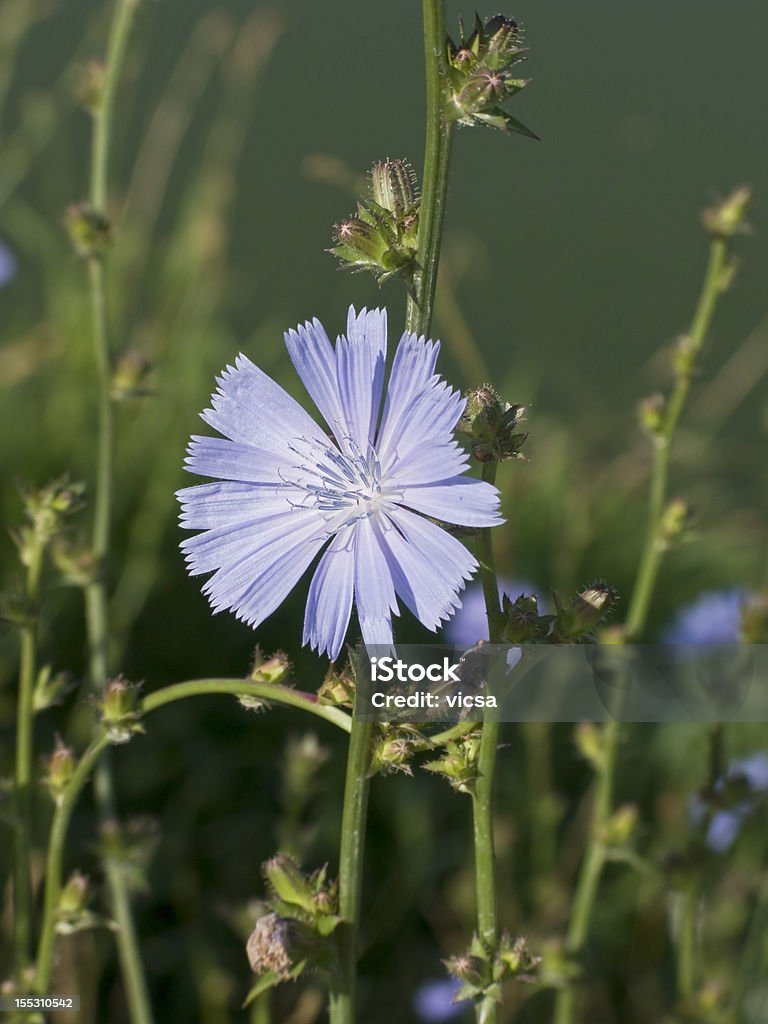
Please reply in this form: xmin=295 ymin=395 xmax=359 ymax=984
xmin=141 ymin=679 xmax=352 ymax=733
xmin=13 ymin=540 xmax=44 ymax=977
xmin=473 ymin=460 xmax=502 ymax=1024
xmin=82 ymin=2 xmax=149 ymax=1021
xmin=625 ymin=237 xmax=727 ymax=638
xmin=34 ymin=735 xmax=112 ymax=994
xmin=676 ymin=885 xmax=696 ymax=1002
xmin=555 ymin=236 xmax=730 ymax=1024
xmin=328 ymin=704 xmax=373 ymax=1024
xmin=406 ymin=0 xmax=454 ymax=337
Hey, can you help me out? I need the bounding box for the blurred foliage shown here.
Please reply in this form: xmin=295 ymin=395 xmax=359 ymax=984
xmin=0 ymin=0 xmax=766 ymax=1021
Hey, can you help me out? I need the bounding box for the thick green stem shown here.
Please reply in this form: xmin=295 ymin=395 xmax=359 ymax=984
xmin=34 ymin=735 xmax=112 ymax=994
xmin=328 ymin=706 xmax=372 ymax=1024
xmin=555 ymin=236 xmax=730 ymax=1024
xmin=406 ymin=0 xmax=454 ymax=337
xmin=13 ymin=540 xmax=44 ymax=977
xmin=473 ymin=460 xmax=502 ymax=1024
xmin=81 ymin=2 xmax=149 ymax=1021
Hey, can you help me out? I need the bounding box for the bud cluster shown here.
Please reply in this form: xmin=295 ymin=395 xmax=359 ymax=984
xmin=498 ymin=584 xmax=618 ymax=645
xmin=370 ymin=724 xmax=423 ymax=777
xmin=13 ymin=477 xmax=85 ymax=576
xmin=329 ymin=159 xmax=420 ymax=288
xmin=423 ymin=730 xmax=481 ymax=794
xmin=239 ymin=648 xmax=291 ymax=710
xmin=243 ymin=854 xmax=342 ymax=1005
xmin=445 ymin=932 xmax=540 ymax=1009
xmin=445 ymin=15 xmax=537 ymax=137
xmin=460 ymin=386 xmax=527 ymax=463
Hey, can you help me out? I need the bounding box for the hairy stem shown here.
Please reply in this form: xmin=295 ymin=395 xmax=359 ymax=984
xmin=406 ymin=0 xmax=454 ymax=337
xmin=328 ymin=706 xmax=372 ymax=1024
xmin=13 ymin=539 xmax=44 ymax=976
xmin=554 ymin=235 xmax=731 ymax=1024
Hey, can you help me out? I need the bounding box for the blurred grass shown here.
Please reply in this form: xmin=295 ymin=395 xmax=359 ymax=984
xmin=0 ymin=0 xmax=767 ymax=1021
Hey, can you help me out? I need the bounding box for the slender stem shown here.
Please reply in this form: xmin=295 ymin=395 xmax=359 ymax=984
xmin=328 ymin=705 xmax=372 ymax=1024
xmin=555 ymin=236 xmax=730 ymax=1024
xmin=675 ymin=885 xmax=696 ymax=1002
xmin=13 ymin=539 xmax=44 ymax=977
xmin=473 ymin=460 xmax=502 ymax=1024
xmin=406 ymin=0 xmax=454 ymax=337
xmin=625 ymin=238 xmax=727 ymax=638
xmin=82 ymin=2 xmax=150 ymax=1021
xmin=141 ymin=679 xmax=352 ymax=733
xmin=34 ymin=735 xmax=112 ymax=994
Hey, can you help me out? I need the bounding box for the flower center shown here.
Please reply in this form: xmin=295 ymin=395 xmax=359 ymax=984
xmin=285 ymin=436 xmax=386 ymax=524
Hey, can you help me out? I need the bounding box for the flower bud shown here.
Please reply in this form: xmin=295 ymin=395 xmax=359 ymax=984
xmin=702 ymin=185 xmax=752 ymax=239
xmin=638 ymin=393 xmax=665 ymax=438
xmin=574 ymin=722 xmax=607 ymax=772
xmin=460 ymin=387 xmax=527 ymax=463
xmin=556 ymin=583 xmax=618 ymax=639
xmin=74 ymin=61 xmax=106 ymax=113
xmin=370 ymin=159 xmax=418 ymax=219
xmin=263 ymin=854 xmax=316 ymax=914
xmin=317 ymin=663 xmax=355 ymax=707
xmin=63 ymin=202 xmax=111 ymax=259
xmin=658 ymin=498 xmax=691 ymax=546
xmin=112 ymin=350 xmax=153 ymax=400
xmin=600 ymin=803 xmax=638 ymax=846
xmin=43 ymin=736 xmax=75 ymax=802
xmin=250 ymin=648 xmax=291 ymax=684
xmin=99 ymin=677 xmax=144 ymax=744
xmin=370 ymin=728 xmax=417 ymax=776
xmin=501 ymin=592 xmax=540 ymax=643
xmin=33 ymin=665 xmax=73 ymax=712
xmin=59 ymin=871 xmax=90 ymax=916
xmin=498 ymin=933 xmax=541 ymax=981
xmin=423 ymin=732 xmax=481 ymax=795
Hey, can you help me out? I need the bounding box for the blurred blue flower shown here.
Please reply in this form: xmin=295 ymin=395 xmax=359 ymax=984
xmin=663 ymin=588 xmax=747 ymax=645
xmin=413 ymin=977 xmax=470 ymax=1023
xmin=0 ymin=240 xmax=17 ymax=287
xmin=445 ymin=577 xmax=538 ymax=646
xmin=177 ymin=307 xmax=502 ymax=659
xmin=691 ymin=751 xmax=768 ymax=852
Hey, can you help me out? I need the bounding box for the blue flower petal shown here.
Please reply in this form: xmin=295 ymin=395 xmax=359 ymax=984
xmin=339 ymin=306 xmax=387 ymax=447
xmin=203 ymin=354 xmax=327 ymax=452
xmin=303 ymin=525 xmax=356 ymax=661
xmin=183 ymin=436 xmax=285 ymax=483
xmin=377 ymin=331 xmax=441 ymax=459
xmin=400 ymin=477 xmax=503 ymax=527
xmin=177 ymin=481 xmax=290 ymax=531
xmin=284 ymin=318 xmax=348 ymax=445
xmin=378 ymin=511 xmax=475 ymax=630
xmin=196 ymin=512 xmax=327 ymax=627
xmin=354 ymin=517 xmax=398 ymax=648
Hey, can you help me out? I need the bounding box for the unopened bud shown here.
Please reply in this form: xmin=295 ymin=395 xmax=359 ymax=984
xmin=263 ymin=854 xmax=315 ymax=914
xmin=112 ymin=350 xmax=153 ymax=400
xmin=44 ymin=736 xmax=75 ymax=802
xmin=460 ymin=387 xmax=527 ymax=463
xmin=33 ymin=665 xmax=73 ymax=712
xmin=638 ymin=394 xmax=665 ymax=438
xmin=370 ymin=159 xmax=418 ymax=218
xmin=600 ymin=803 xmax=638 ymax=846
xmin=63 ymin=202 xmax=111 ymax=259
xmin=557 ymin=583 xmax=618 ymax=639
xmin=99 ymin=678 xmax=143 ymax=744
xmin=59 ymin=871 xmax=90 ymax=916
xmin=702 ymin=185 xmax=752 ymax=239
xmin=659 ymin=498 xmax=691 ymax=545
